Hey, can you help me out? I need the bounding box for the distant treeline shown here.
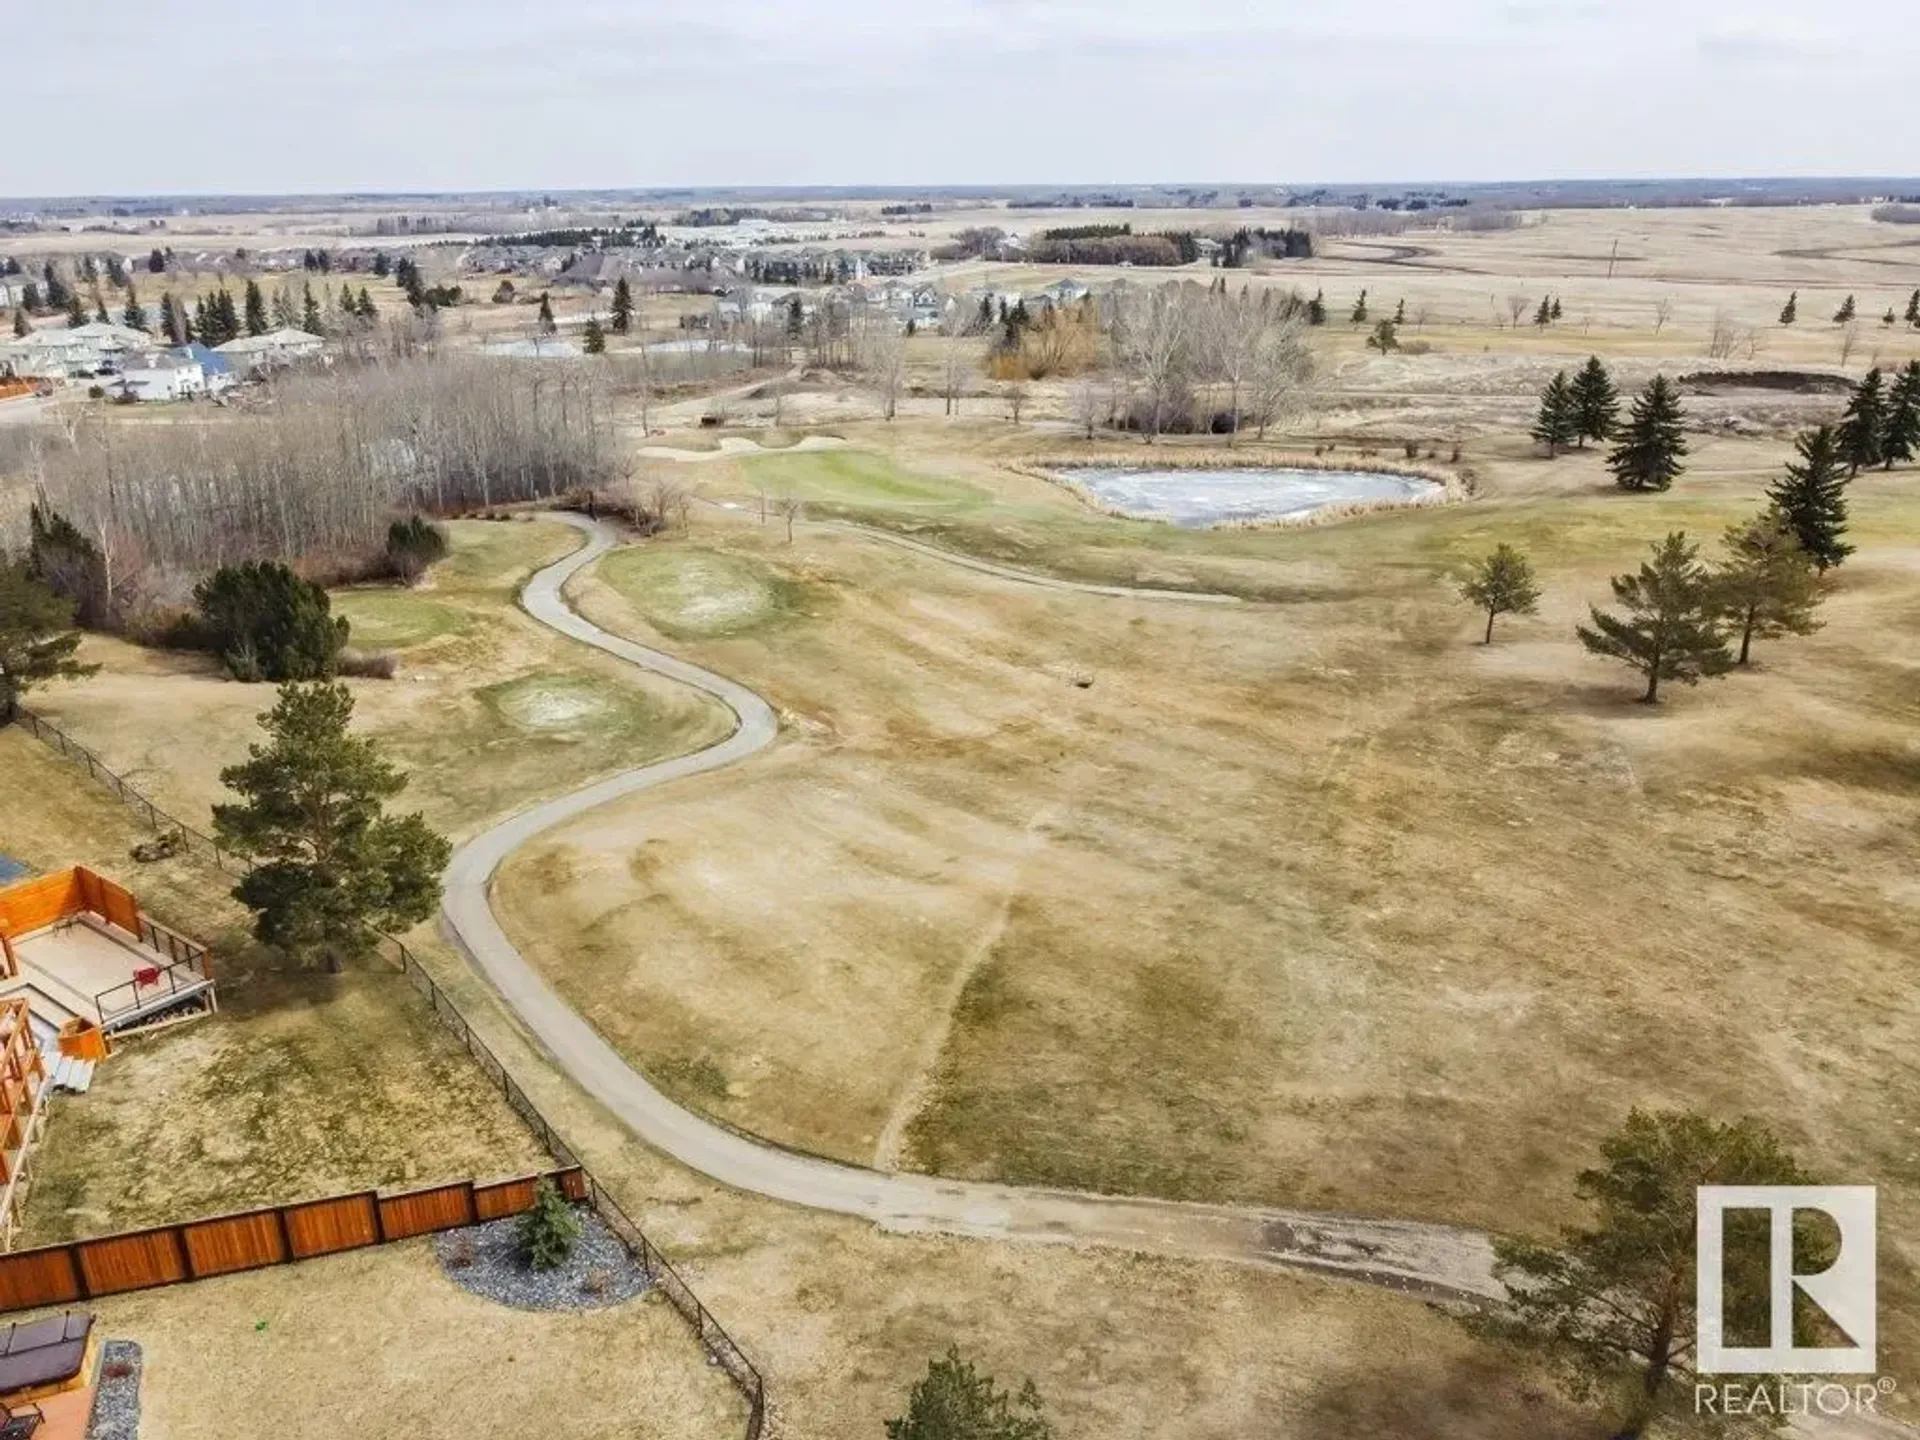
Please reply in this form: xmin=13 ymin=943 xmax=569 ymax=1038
xmin=672 ymin=207 xmax=831 ymax=227
xmin=1871 ymin=204 xmax=1920 ymax=225
xmin=495 ymin=223 xmax=662 ymax=248
xmin=1220 ymin=227 xmax=1313 ymax=264
xmin=880 ymin=202 xmax=933 ymax=216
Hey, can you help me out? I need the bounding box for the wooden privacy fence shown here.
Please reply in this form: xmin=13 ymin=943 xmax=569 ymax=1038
xmin=11 ymin=709 xmax=769 ymax=1439
xmin=0 ymin=1168 xmax=590 ymax=1312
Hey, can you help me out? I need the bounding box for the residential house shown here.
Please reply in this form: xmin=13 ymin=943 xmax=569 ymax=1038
xmin=172 ymin=343 xmax=235 ymax=395
xmin=214 ymin=327 xmax=325 ymax=376
xmin=112 ymin=351 xmax=205 ymax=402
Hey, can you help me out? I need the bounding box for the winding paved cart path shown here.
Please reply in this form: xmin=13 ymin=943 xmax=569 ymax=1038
xmin=442 ymin=513 xmax=1497 ymax=1301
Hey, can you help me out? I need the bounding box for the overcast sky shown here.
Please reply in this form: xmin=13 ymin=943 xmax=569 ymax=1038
xmin=15 ymin=0 xmax=1920 ymax=196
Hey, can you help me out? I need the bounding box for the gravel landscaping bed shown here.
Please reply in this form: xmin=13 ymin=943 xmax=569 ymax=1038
xmin=432 ymin=1208 xmax=650 ymax=1311
xmin=87 ymin=1340 xmax=142 ymax=1440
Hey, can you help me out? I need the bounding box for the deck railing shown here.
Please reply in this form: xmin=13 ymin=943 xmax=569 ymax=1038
xmin=10 ymin=707 xmax=767 ymax=1438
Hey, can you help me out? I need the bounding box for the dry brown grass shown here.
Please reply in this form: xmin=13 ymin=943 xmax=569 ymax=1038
xmin=0 ymin=727 xmax=549 ymax=1245
xmin=66 ymin=1238 xmax=745 ymax=1440
xmin=497 ymin=436 xmax=1920 ymax=1389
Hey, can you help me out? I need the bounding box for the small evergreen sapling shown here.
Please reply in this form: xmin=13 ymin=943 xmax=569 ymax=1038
xmin=1460 ymin=543 xmax=1542 ymax=644
xmin=516 ymin=1178 xmax=581 ymax=1271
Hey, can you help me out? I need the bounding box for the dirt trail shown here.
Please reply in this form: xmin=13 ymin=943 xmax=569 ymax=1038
xmin=442 ymin=512 xmax=1499 ymax=1302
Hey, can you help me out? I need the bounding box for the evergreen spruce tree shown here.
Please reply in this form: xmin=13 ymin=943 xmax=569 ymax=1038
xmin=65 ymin=293 xmax=86 ymax=328
xmin=1714 ymin=509 xmax=1824 ymax=665
xmin=1569 ymin=356 xmax=1619 ymax=447
xmin=270 ymin=287 xmax=298 ymax=330
xmin=1834 ymin=368 xmax=1886 ymax=475
xmin=1551 ymin=297 xmax=1563 ymax=321
xmin=537 ymin=292 xmax=556 ymax=335
xmin=104 ymin=255 xmax=126 ymax=287
xmin=11 ymin=309 xmax=26 ymax=339
xmin=1832 ymin=294 xmax=1855 ymax=323
xmin=1306 ymin=289 xmax=1326 ymax=326
xmin=1883 ymin=308 xmax=1898 ymax=327
xmin=80 ymin=256 xmax=98 ymax=282
xmin=0 ymin=556 xmax=96 ymax=721
xmin=1767 ymin=426 xmax=1852 ymax=571
xmin=581 ymin=316 xmax=606 ymax=354
xmin=216 ymin=289 xmax=241 ymax=342
xmin=302 ymin=283 xmax=322 ymax=334
xmin=1907 ymin=289 xmax=1920 ymax=327
xmin=158 ymin=293 xmax=183 ymax=345
xmin=147 ymin=247 xmax=167 ymax=274
xmin=1349 ymin=289 xmax=1368 ymax=324
xmin=213 ymin=682 xmax=451 ymax=970
xmin=515 ymin=1178 xmax=581 ymax=1270
xmin=610 ymin=277 xmax=633 ymax=334
xmin=243 ymin=280 xmax=268 ymax=337
xmin=1778 ymin=292 xmax=1797 ymax=325
xmin=42 ymin=263 xmax=70 ymax=311
xmin=1531 ymin=371 xmax=1579 ymax=456
xmin=357 ymin=287 xmax=377 ymax=320
xmin=1534 ymin=297 xmax=1552 ymax=327
xmin=191 ymin=295 xmax=211 ymax=346
xmin=1459 ymin=543 xmax=1542 ymax=644
xmin=91 ymin=291 xmax=109 ymax=324
xmin=1606 ymin=375 xmax=1689 ymax=492
xmin=1392 ymin=297 xmax=1405 ymax=326
xmin=19 ymin=282 xmax=39 ymax=313
xmin=1576 ymin=532 xmax=1733 ymax=703
xmin=887 ymin=1348 xmax=1052 ymax=1440
xmin=372 ymin=251 xmax=391 ymax=278
xmin=121 ymin=286 xmax=147 ymax=332
xmin=1882 ymin=361 xmax=1920 ymax=468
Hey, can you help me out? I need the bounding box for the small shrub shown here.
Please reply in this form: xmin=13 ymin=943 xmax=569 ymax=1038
xmin=444 ymin=1232 xmax=477 ymax=1269
xmin=581 ymin=1265 xmax=612 ymax=1296
xmin=385 ymin=515 xmax=449 ymax=583
xmin=1403 ymin=440 xmax=1420 ymax=459
xmin=516 ymin=1178 xmax=581 ymax=1271
xmin=130 ymin=829 xmax=187 ymax=863
xmin=103 ymin=1359 xmax=133 ymax=1380
xmin=337 ymin=647 xmax=398 ymax=679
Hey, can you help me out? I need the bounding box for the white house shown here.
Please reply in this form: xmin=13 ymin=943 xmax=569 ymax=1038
xmin=213 ymin=327 xmax=325 ymax=375
xmin=0 ymin=275 xmax=38 ymax=309
xmin=113 ymin=351 xmax=206 ymax=402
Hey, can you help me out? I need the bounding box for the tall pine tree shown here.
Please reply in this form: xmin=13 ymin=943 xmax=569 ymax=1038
xmin=243 ymin=280 xmax=268 ymax=337
xmin=1607 ymin=375 xmax=1689 ymax=492
xmin=1834 ymin=368 xmax=1885 ymax=475
xmin=10 ymin=309 xmax=25 ymax=339
xmin=1570 ymin=356 xmax=1619 ymax=447
xmin=1778 ymin=292 xmax=1797 ymax=325
xmin=158 ymin=293 xmax=183 ymax=345
xmin=121 ymin=286 xmax=147 ymax=332
xmin=1576 ymin=532 xmax=1733 ymax=704
xmin=1766 ymin=425 xmax=1852 ymax=571
xmin=581 ymin=316 xmax=606 ymax=354
xmin=1906 ymin=289 xmax=1920 ymax=327
xmin=302 ymin=283 xmax=323 ymax=335
xmin=610 ymin=277 xmax=633 ymax=334
xmin=1833 ymin=294 xmax=1856 ymax=323
xmin=1531 ymin=372 xmax=1579 ymax=456
xmin=1714 ymin=509 xmax=1824 ymax=665
xmin=1882 ymin=361 xmax=1920 ymax=468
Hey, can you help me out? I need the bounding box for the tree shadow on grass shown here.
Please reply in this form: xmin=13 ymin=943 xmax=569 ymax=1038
xmin=1287 ymin=1341 xmax=1605 ymax=1440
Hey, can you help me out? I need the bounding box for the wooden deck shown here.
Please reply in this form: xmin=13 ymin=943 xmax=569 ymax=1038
xmin=2 ymin=920 xmax=213 ymax=1033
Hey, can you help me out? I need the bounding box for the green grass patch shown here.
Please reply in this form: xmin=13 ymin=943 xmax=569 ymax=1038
xmin=332 ymin=591 xmax=469 ymax=650
xmin=740 ymin=449 xmax=992 ymax=510
xmin=593 ymin=546 xmax=814 ymax=638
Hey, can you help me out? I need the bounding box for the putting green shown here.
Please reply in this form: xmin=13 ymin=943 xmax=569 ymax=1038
xmin=483 ymin=673 xmax=644 ymax=734
xmin=594 ymin=547 xmax=805 ymax=638
xmin=331 ymin=592 xmax=468 ymax=650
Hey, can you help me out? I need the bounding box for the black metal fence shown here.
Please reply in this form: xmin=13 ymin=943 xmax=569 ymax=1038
xmin=10 ymin=708 xmax=768 ymax=1438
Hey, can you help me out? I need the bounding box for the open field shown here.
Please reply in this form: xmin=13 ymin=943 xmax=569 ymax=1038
xmin=7 ymin=199 xmax=1920 ymax=1433
xmin=24 ymin=518 xmax=733 ymax=842
xmin=58 ymin=1236 xmax=744 ymax=1440
xmin=0 ymin=725 xmax=549 ymax=1244
xmin=495 ymin=431 xmax=1920 ymax=1384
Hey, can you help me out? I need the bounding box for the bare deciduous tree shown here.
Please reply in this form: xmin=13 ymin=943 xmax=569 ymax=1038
xmin=1004 ymin=382 xmax=1029 ymax=425
xmin=774 ymin=493 xmax=804 ymax=544
xmin=1653 ymin=297 xmax=1674 ymax=334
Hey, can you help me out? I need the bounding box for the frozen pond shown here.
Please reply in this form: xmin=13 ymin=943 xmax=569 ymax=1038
xmin=1061 ymin=466 xmax=1444 ymax=527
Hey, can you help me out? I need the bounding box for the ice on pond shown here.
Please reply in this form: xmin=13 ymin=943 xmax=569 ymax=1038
xmin=1062 ymin=467 xmax=1444 ymax=527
